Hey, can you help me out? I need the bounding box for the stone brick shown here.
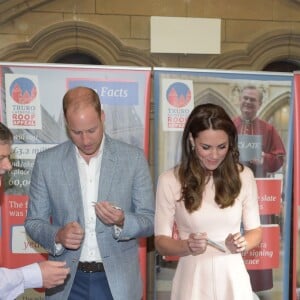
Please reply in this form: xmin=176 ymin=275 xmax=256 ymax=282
xmin=95 ymin=0 xmax=186 ymax=16
xmin=63 ymin=13 xmax=131 ymax=38
xmin=131 ymin=16 xmax=150 ymax=39
xmin=34 ymin=0 xmax=95 ymax=13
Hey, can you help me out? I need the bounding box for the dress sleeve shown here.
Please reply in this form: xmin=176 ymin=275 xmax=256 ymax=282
xmin=154 ymin=169 xmax=179 ymax=237
xmin=241 ymin=167 xmax=261 ymax=230
xmin=262 ymin=124 xmax=286 ymax=173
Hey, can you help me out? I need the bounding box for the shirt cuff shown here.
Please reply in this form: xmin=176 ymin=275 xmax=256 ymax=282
xmin=20 ymin=263 xmax=43 ymax=289
xmin=55 ymin=242 xmax=64 ymax=255
xmin=113 ymin=225 xmax=123 ymax=239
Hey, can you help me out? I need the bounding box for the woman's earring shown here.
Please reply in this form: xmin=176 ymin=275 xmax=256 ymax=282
xmin=189 ymin=133 xmax=195 ymax=151
xmin=190 ymin=139 xmax=195 ymax=151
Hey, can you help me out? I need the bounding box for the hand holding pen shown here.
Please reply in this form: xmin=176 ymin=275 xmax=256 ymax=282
xmin=94 ymin=201 xmax=125 ymax=227
xmin=187 ymin=232 xmax=226 ymax=255
xmin=187 ymin=232 xmax=208 ymax=255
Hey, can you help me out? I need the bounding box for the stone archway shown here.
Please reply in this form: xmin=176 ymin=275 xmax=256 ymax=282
xmin=207 ymin=30 xmax=300 ymax=71
xmin=0 ymin=0 xmax=55 ymax=25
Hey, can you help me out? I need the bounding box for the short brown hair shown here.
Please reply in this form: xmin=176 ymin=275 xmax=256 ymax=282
xmin=62 ymin=86 xmax=102 ymax=119
xmin=0 ymin=122 xmax=13 ymax=144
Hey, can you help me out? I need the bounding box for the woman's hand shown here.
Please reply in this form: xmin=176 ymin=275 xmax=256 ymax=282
xmin=225 ymin=232 xmax=247 ymax=253
xmin=186 ymin=232 xmax=208 ymax=256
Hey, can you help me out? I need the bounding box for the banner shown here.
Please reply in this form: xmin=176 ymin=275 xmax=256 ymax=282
xmin=256 ymin=178 xmax=282 ymax=215
xmin=153 ymin=67 xmax=293 ymax=300
xmin=0 ymin=62 xmax=151 ymax=299
xmin=293 ymin=72 xmax=300 ymax=300
xmin=243 ymin=225 xmax=280 ymax=270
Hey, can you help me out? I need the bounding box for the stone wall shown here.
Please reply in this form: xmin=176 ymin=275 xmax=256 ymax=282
xmin=1 ymin=0 xmax=300 ymax=70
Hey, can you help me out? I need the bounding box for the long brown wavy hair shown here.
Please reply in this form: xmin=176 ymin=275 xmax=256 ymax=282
xmin=177 ymin=103 xmax=243 ymax=213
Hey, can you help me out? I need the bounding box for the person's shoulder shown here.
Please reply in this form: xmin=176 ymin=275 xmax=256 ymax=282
xmin=106 ymin=135 xmax=143 ymax=153
xmin=255 ymin=117 xmax=274 ymax=128
xmin=232 ymin=115 xmax=242 ymax=124
xmin=158 ymin=167 xmax=178 ymax=183
xmin=36 ymin=140 xmax=72 ymax=158
xmin=232 ymin=115 xmax=241 ymax=122
xmin=239 ymin=164 xmax=255 ymax=179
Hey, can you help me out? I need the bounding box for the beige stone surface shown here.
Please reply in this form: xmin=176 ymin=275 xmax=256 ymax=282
xmin=33 ymin=0 xmax=95 ymax=13
xmin=122 ymin=39 xmax=150 ymax=51
xmin=273 ymin=0 xmax=300 ymax=21
xmin=0 ymin=34 xmax=27 ymax=49
xmin=0 ymin=0 xmax=300 ymax=70
xmin=187 ymin=0 xmax=274 ymax=20
xmin=1 ymin=12 xmax=63 ymax=35
xmin=63 ymin=14 xmax=131 ymax=39
xmin=131 ymin=16 xmax=150 ymax=39
xmin=226 ymin=20 xmax=300 ymax=43
xmin=95 ymin=0 xmax=186 ymax=16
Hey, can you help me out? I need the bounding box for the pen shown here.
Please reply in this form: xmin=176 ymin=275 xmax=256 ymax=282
xmin=207 ymin=238 xmax=226 ymax=253
xmin=112 ymin=205 xmax=122 ymax=210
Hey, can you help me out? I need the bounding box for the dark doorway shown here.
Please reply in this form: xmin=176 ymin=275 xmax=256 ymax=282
xmin=263 ymin=60 xmax=300 ymax=72
xmin=54 ymin=52 xmax=101 ymax=65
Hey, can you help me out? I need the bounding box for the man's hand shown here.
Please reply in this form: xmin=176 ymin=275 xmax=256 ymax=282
xmin=94 ymin=201 xmax=125 ymax=227
xmin=55 ymin=222 xmax=84 ymax=249
xmin=38 ymin=261 xmax=70 ymax=289
xmin=250 ymin=152 xmax=265 ymax=165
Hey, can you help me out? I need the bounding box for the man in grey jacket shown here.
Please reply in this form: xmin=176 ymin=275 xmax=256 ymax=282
xmin=25 ymin=86 xmax=154 ymax=300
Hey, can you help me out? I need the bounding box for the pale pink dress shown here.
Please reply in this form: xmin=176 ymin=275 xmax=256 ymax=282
xmin=155 ymin=166 xmax=260 ymax=300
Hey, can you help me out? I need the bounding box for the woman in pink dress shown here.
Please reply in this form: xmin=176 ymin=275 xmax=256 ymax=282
xmin=155 ymin=103 xmax=262 ymax=300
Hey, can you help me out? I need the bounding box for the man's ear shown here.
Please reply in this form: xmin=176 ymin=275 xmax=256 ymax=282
xmin=101 ymin=110 xmax=105 ymax=122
